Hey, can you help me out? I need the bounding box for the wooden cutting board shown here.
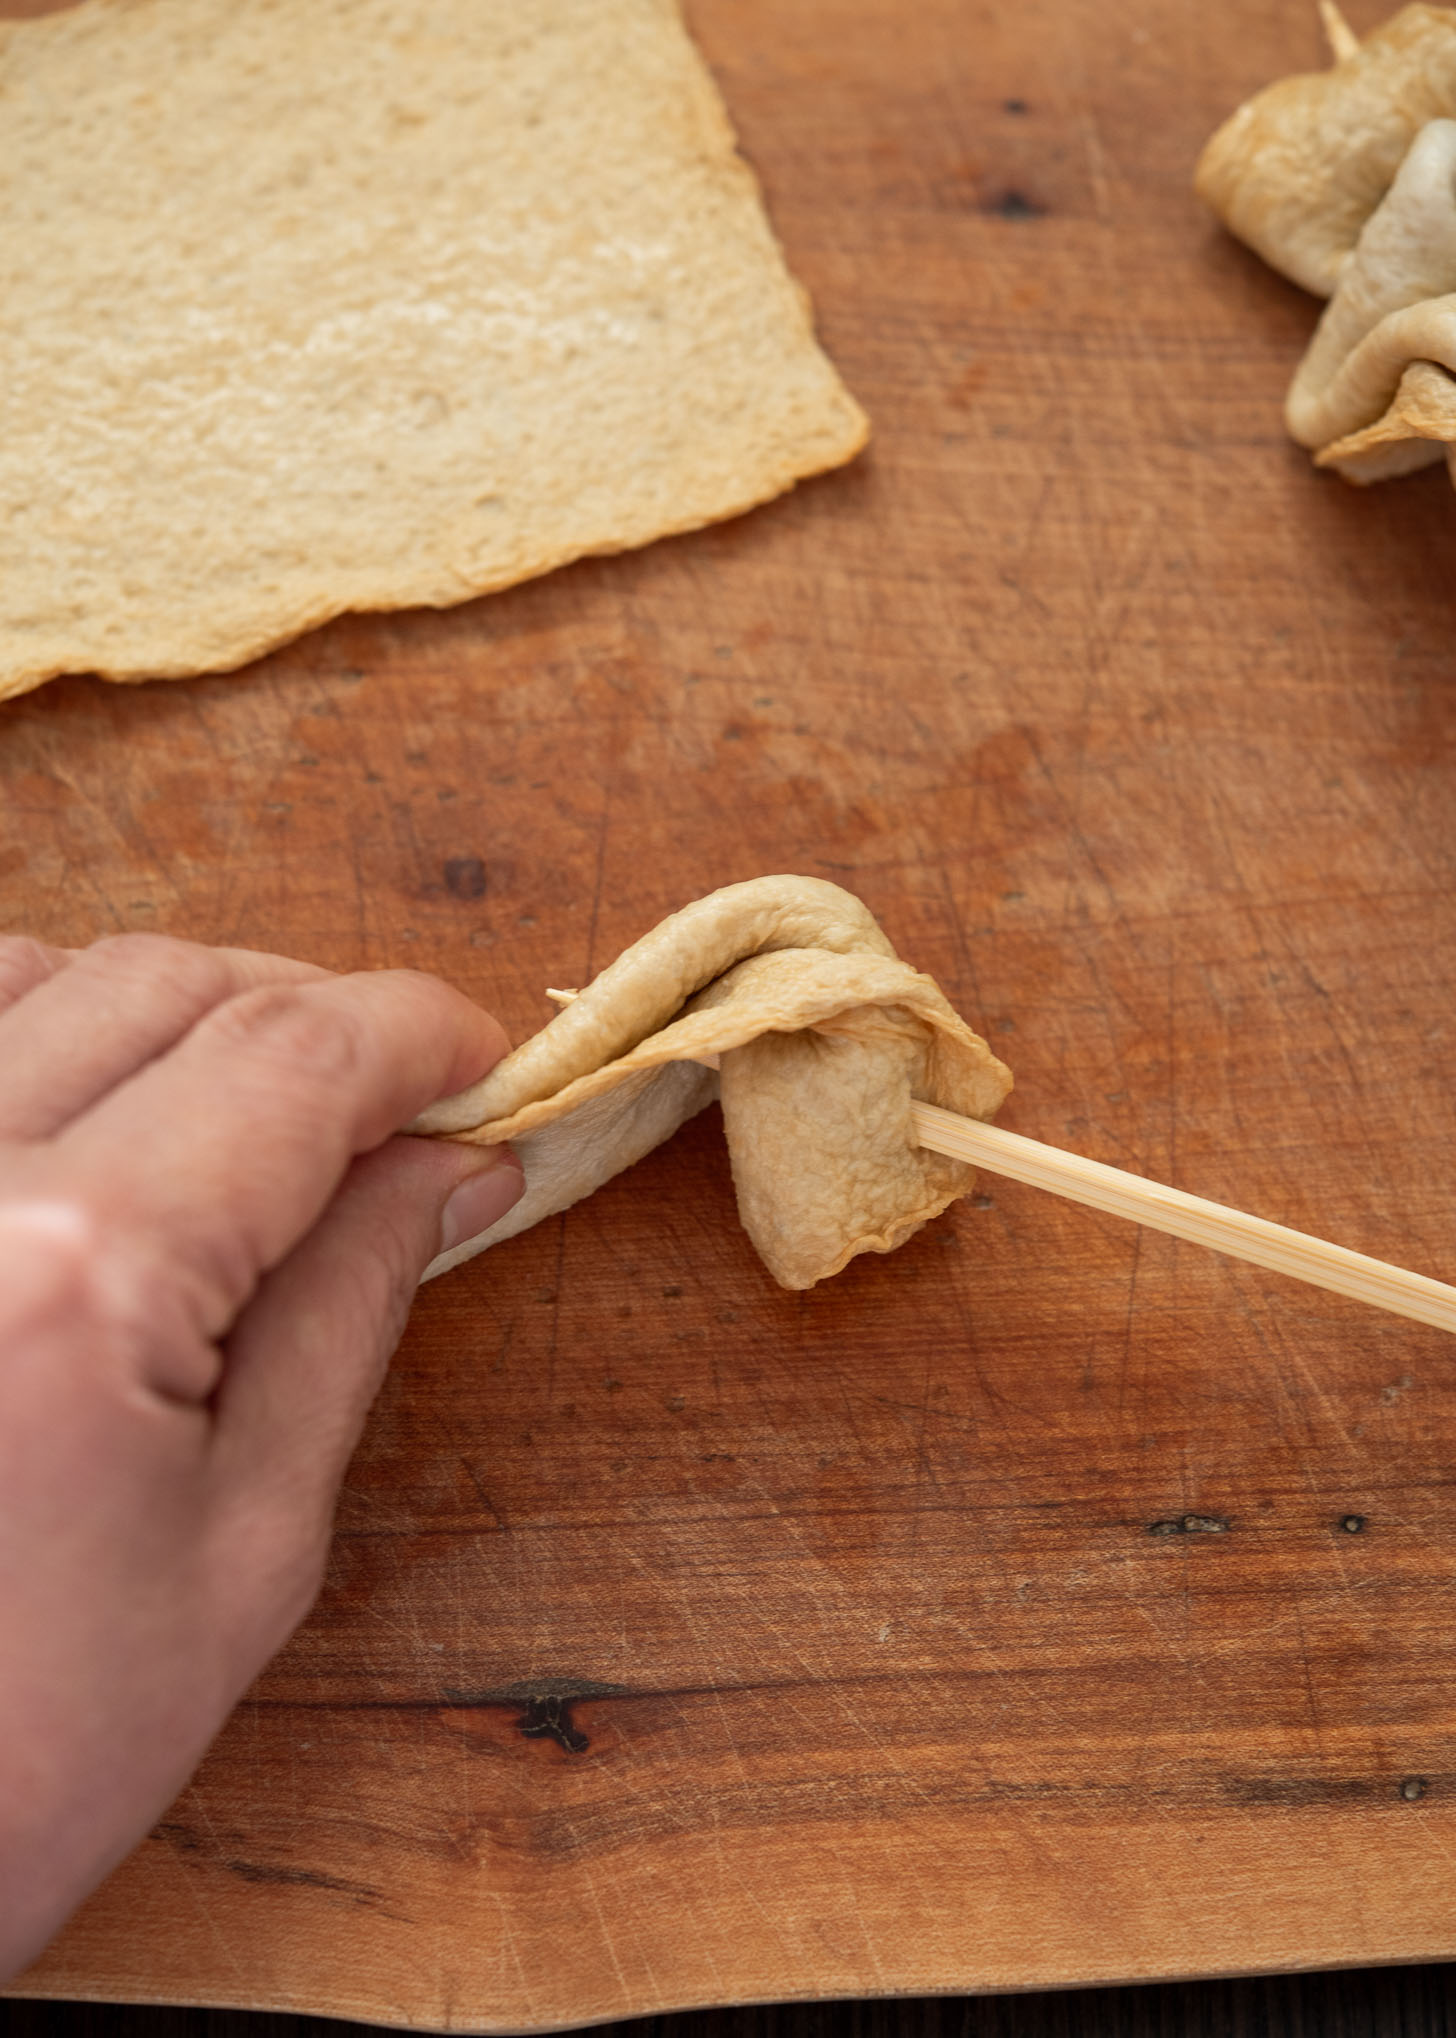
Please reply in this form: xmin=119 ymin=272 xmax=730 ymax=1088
xmin=4 ymin=0 xmax=1456 ymax=2024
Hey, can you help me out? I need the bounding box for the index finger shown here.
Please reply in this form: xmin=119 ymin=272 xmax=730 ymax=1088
xmin=0 ymin=933 xmax=334 ymax=1142
xmin=50 ymin=969 xmax=510 ymax=1342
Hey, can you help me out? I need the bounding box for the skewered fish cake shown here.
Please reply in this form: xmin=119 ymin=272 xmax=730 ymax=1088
xmin=412 ymin=876 xmax=1012 ymax=1290
xmin=1197 ymin=4 xmax=1456 ymax=483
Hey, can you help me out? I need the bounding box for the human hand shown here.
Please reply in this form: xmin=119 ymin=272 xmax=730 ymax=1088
xmin=0 ymin=933 xmax=523 ymax=1978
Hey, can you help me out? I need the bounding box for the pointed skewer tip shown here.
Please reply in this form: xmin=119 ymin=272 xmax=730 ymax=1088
xmin=1318 ymin=0 xmax=1361 ymax=64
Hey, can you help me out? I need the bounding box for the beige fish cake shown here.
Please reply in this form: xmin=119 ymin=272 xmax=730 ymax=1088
xmin=0 ymin=0 xmax=867 ymax=700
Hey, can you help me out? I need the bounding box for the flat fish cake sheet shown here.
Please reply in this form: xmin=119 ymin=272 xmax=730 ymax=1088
xmin=0 ymin=0 xmax=868 ymax=700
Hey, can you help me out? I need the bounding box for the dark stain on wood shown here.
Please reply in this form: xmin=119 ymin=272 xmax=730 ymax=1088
xmin=221 ymin=1860 xmax=387 ymax=1903
xmin=517 ymin=1694 xmax=591 ymax=1755
xmin=443 ymin=855 xmax=487 ymax=900
xmin=985 ymin=188 xmax=1045 ymax=219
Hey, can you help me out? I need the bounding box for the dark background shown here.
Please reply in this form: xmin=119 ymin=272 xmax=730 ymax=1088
xmin=7 ymin=1972 xmax=1456 ymax=2038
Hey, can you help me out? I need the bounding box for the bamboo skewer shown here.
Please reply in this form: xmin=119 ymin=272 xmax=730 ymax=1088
xmin=1319 ymin=0 xmax=1361 ymax=63
xmin=541 ymin=991 xmax=1456 ymax=1334
xmin=910 ymin=1102 xmax=1456 ymax=1336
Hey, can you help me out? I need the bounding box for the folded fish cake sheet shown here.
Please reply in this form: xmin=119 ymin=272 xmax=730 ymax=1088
xmin=414 ymin=876 xmax=1014 ymax=1291
xmin=1197 ymin=3 xmax=1456 ymax=485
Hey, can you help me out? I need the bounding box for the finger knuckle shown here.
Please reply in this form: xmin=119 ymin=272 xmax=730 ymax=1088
xmin=82 ymin=931 xmax=232 ymax=1011
xmin=86 ymin=930 xmax=197 ymax=972
xmin=0 ymin=1197 xmax=194 ymax=1392
xmin=0 ymin=1194 xmax=98 ymax=1302
xmin=0 ymin=934 xmax=61 ymax=1008
xmin=202 ymin=983 xmax=368 ymax=1093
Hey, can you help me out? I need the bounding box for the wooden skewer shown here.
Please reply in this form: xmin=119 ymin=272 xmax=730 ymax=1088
xmin=542 ymin=990 xmax=1456 ymax=1333
xmin=911 ymin=1103 xmax=1456 ymax=1336
xmin=1319 ymin=0 xmax=1361 ymax=63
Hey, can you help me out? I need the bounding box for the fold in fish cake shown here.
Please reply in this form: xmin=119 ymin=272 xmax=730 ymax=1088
xmin=413 ymin=876 xmax=1013 ymax=1290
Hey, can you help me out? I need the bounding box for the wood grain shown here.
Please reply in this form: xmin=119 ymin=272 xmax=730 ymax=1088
xmin=3 ymin=0 xmax=1456 ymax=2024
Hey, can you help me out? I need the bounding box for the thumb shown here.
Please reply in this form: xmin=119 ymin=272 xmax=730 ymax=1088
xmin=210 ymin=1136 xmax=523 ymax=1589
